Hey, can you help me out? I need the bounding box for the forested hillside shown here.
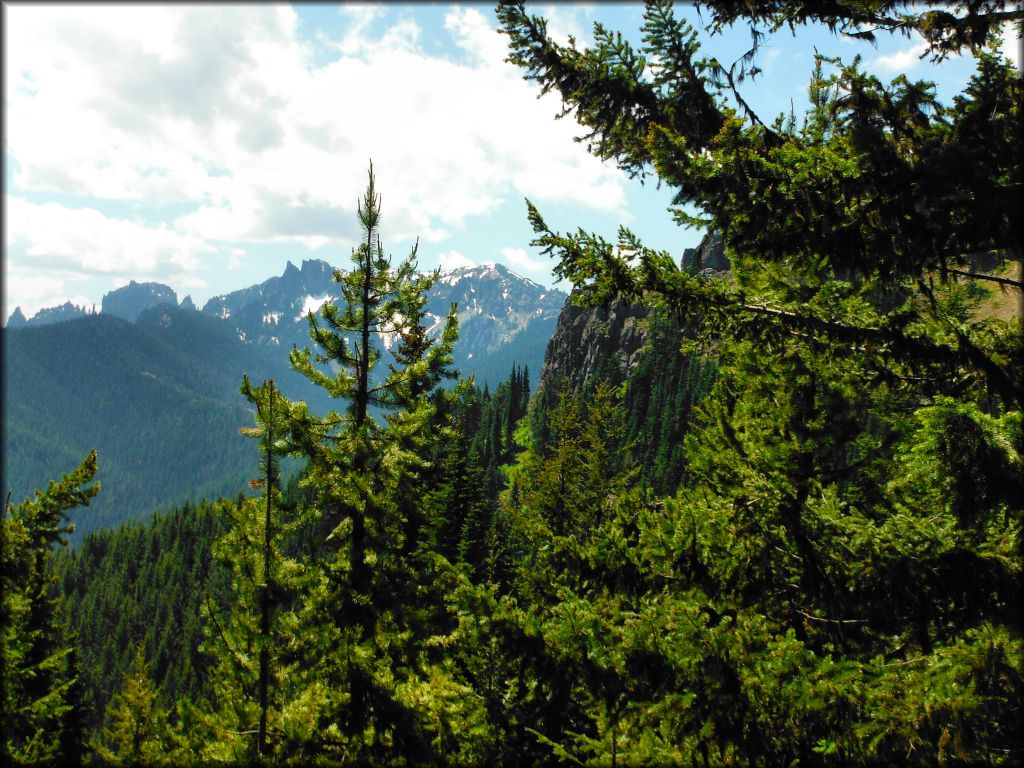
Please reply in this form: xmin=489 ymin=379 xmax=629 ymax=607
xmin=2 ymin=2 xmax=1021 ymax=765
xmin=4 ymin=269 xmax=562 ymax=538
xmin=2 ymin=311 xmax=271 ymax=538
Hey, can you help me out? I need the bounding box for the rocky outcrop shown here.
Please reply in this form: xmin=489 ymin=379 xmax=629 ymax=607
xmin=16 ymin=301 xmax=90 ymax=327
xmin=5 ymin=307 xmax=28 ymax=328
xmin=102 ymin=281 xmax=178 ymax=321
xmin=682 ymin=230 xmax=728 ymax=274
xmin=536 ymin=230 xmax=726 ymax=399
xmin=536 ymin=294 xmax=650 ymax=395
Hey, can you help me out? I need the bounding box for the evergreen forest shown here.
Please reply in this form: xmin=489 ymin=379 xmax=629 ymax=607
xmin=2 ymin=2 xmax=1021 ymax=765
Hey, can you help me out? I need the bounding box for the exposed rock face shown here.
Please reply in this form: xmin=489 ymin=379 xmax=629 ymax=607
xmin=537 ymin=230 xmax=726 ymax=400
xmin=201 ymin=259 xmax=335 ymax=326
xmin=682 ymin=230 xmax=728 ymax=274
xmin=537 ymin=294 xmax=650 ymax=396
xmin=102 ymin=281 xmax=178 ymax=321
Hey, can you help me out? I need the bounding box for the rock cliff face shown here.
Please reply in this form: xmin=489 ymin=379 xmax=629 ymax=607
xmin=101 ymin=281 xmax=179 ymax=321
xmin=537 ymin=295 xmax=650 ymax=395
xmin=535 ymin=230 xmax=726 ymax=399
xmin=682 ymin=230 xmax=729 ymax=274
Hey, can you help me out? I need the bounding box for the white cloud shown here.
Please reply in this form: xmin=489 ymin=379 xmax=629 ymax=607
xmin=873 ymin=38 xmax=928 ymax=72
xmin=6 ymin=6 xmax=626 ymax=227
xmin=4 ymin=263 xmax=101 ymax=320
xmin=1001 ymin=21 xmax=1022 ymax=71
xmin=336 ymin=4 xmax=388 ymax=57
xmin=500 ymin=246 xmax=548 ymax=274
xmin=437 ymin=249 xmax=476 ymax=271
xmin=4 ymin=4 xmax=628 ymax=309
xmin=445 ymin=7 xmax=508 ymax=66
xmin=536 ymin=5 xmax=597 ymax=49
xmin=5 ymin=198 xmax=216 ymax=314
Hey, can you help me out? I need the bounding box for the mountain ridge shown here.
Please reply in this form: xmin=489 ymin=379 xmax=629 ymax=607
xmin=4 ymin=261 xmax=566 ymax=536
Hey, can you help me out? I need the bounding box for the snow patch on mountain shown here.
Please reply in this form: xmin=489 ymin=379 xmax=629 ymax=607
xmin=296 ymin=295 xmax=331 ymax=321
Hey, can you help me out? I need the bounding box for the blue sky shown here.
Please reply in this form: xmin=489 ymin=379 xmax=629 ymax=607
xmin=4 ymin=3 xmax=1018 ymax=321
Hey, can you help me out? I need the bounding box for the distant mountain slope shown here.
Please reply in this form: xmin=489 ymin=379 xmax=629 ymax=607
xmin=4 ymin=262 xmax=565 ymax=536
xmin=201 ymin=260 xmax=565 ymax=389
xmin=3 ymin=312 xmax=275 ymax=539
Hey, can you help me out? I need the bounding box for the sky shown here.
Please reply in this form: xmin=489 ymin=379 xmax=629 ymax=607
xmin=4 ymin=2 xmax=1020 ymax=322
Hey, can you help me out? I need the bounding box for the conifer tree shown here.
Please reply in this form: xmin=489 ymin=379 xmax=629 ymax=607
xmin=93 ymin=646 xmax=168 ymax=766
xmin=494 ymin=1 xmax=1022 ymax=762
xmin=447 ymin=385 xmax=639 ymax=764
xmin=197 ymin=377 xmax=310 ymax=762
xmin=283 ymin=163 xmax=485 ymax=762
xmin=1 ymin=452 xmax=98 ymax=765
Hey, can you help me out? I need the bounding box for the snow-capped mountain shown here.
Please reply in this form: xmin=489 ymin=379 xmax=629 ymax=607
xmin=200 ymin=259 xmax=566 ymax=387
xmin=5 ymin=259 xmax=566 ymax=389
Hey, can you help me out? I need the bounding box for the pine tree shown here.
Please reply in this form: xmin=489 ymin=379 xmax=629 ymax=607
xmin=447 ymin=385 xmax=640 ymax=764
xmin=93 ymin=646 xmax=168 ymax=766
xmin=199 ymin=377 xmax=307 ymax=762
xmin=495 ymin=1 xmax=1022 ymax=762
xmin=283 ymin=163 xmax=486 ymax=762
xmin=1 ymin=452 xmax=98 ymax=765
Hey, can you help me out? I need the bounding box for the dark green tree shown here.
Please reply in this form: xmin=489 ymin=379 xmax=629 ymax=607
xmin=197 ymin=377 xmax=308 ymax=762
xmin=283 ymin=164 xmax=487 ymax=763
xmin=54 ymin=497 xmax=230 ymax=742
xmin=494 ymin=1 xmax=1022 ymax=763
xmin=446 ymin=385 xmax=640 ymax=764
xmin=1 ymin=452 xmax=99 ymax=765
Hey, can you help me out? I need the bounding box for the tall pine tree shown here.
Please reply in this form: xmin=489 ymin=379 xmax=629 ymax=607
xmin=282 ymin=163 xmax=486 ymax=763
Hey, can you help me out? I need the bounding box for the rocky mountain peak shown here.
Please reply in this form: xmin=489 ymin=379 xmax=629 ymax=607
xmin=198 ymin=257 xmax=566 ymax=389
xmin=15 ymin=301 xmax=91 ymax=328
xmin=102 ymin=281 xmax=178 ymax=322
xmin=6 ymin=307 xmax=28 ymax=328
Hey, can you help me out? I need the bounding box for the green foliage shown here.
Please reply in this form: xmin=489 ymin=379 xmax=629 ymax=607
xmin=274 ymin=163 xmax=486 ymax=763
xmin=491 ymin=1 xmax=1023 ymax=763
xmin=1 ymin=452 xmax=98 ymax=765
xmin=54 ymin=499 xmax=229 ymax=739
xmin=447 ymin=385 xmax=644 ymax=764
xmin=93 ymin=646 xmax=170 ymax=766
xmin=198 ymin=378 xmax=311 ymax=761
xmin=30 ymin=4 xmax=1023 ymax=762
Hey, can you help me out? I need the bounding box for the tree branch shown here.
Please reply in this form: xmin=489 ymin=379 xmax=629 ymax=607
xmin=946 ymin=268 xmax=1023 ymax=290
